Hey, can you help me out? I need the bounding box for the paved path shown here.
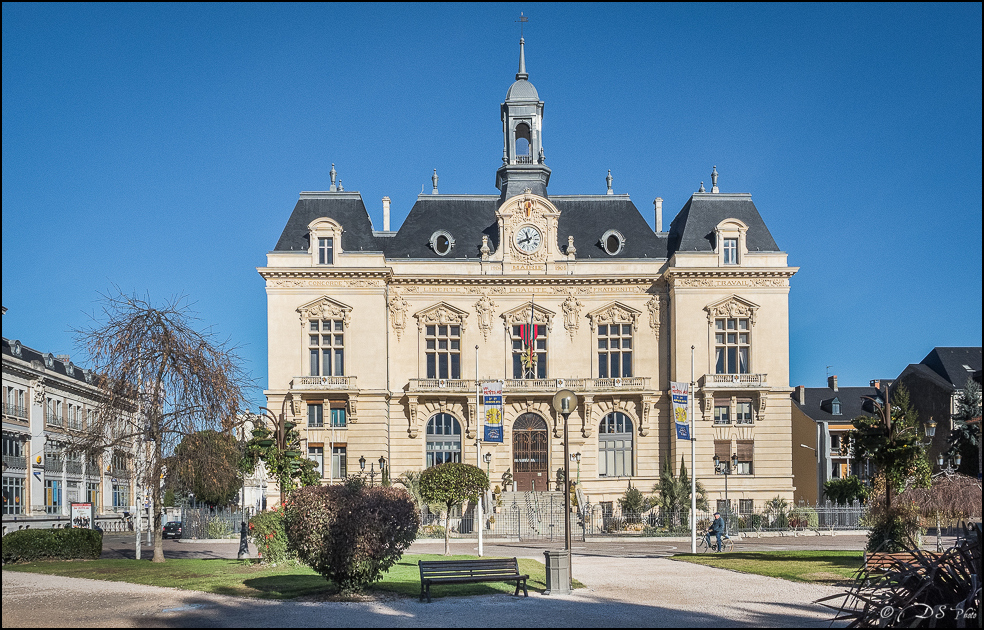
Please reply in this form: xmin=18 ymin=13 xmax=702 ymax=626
xmin=3 ymin=536 xmax=854 ymax=627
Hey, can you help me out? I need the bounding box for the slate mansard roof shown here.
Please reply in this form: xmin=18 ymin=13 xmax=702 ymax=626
xmin=667 ymin=193 xmax=780 ymax=254
xmin=916 ymin=347 xmax=982 ymax=388
xmin=270 ymin=191 xmax=779 ymax=261
xmin=793 ymin=385 xmax=879 ymax=423
xmin=2 ymin=337 xmax=95 ymax=386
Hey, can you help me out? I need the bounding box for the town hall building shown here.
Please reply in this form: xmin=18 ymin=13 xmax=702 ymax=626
xmin=259 ymin=39 xmax=798 ymax=511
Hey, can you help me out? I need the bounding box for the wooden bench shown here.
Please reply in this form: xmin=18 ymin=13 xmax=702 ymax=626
xmin=418 ymin=557 xmax=529 ymax=603
xmin=863 ymin=551 xmax=940 ymax=574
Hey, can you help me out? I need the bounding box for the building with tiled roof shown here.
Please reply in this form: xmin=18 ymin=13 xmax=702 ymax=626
xmin=258 ymin=39 xmax=799 ymax=514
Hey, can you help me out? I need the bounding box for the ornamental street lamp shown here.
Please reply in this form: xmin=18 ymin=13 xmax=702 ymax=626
xmin=937 ymin=452 xmax=962 ymax=476
xmin=570 ymin=452 xmax=581 ymax=484
xmin=713 ymin=453 xmax=738 ymax=535
xmin=258 ymin=397 xmax=299 ymax=506
xmin=483 ymin=451 xmax=492 ymax=476
xmin=359 ymin=455 xmax=387 ymax=487
xmin=550 ymin=388 xmax=577 ymax=595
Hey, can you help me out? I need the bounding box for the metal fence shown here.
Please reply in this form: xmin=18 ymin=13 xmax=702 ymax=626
xmin=178 ymin=507 xmax=251 ymax=539
xmin=417 ymin=495 xmax=866 ymax=540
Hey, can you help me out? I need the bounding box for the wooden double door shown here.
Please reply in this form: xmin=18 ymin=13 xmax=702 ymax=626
xmin=512 ymin=413 xmax=549 ymax=491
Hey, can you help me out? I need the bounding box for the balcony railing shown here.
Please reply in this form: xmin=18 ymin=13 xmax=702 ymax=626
xmin=45 ymin=412 xmax=64 ymax=427
xmin=702 ymin=373 xmax=768 ymax=388
xmin=292 ymin=376 xmax=358 ymax=391
xmin=408 ymin=377 xmax=650 ymax=394
xmin=2 ymin=403 xmax=28 ymax=419
xmin=2 ymin=455 xmax=27 ymax=469
xmin=44 ymin=458 xmax=64 ymax=472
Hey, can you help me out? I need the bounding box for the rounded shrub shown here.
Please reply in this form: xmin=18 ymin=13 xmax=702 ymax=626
xmin=2 ymin=528 xmax=103 ymax=564
xmin=283 ymin=479 xmax=419 ymax=591
xmin=249 ymin=507 xmax=293 ymax=564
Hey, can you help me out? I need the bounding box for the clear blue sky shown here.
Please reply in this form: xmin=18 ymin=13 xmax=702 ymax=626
xmin=3 ymin=3 xmax=981 ymax=407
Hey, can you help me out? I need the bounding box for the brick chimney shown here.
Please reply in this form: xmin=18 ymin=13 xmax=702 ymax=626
xmin=827 ymin=375 xmax=838 ymax=391
xmin=796 ymin=385 xmax=806 ymax=405
xmin=382 ymin=196 xmax=391 ymax=232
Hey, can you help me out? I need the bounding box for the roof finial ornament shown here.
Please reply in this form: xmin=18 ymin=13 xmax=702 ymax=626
xmin=337 ymin=178 xmax=343 ymax=192
xmin=330 ymin=163 xmax=337 ymax=192
xmin=432 ymin=169 xmax=439 ymax=195
xmin=711 ymin=166 xmax=719 ymax=193
xmin=515 ymin=12 xmax=529 ymax=81
xmin=606 ymin=170 xmax=614 ymax=195
xmin=698 ymin=181 xmax=705 ymax=193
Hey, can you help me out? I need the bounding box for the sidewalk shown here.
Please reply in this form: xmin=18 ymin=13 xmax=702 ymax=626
xmin=3 ymin=539 xmax=851 ymax=627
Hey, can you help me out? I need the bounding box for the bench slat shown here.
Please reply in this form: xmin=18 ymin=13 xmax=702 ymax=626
xmin=418 ymin=557 xmax=529 ymax=603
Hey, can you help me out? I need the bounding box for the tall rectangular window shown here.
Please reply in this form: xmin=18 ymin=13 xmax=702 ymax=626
xmin=713 ymin=402 xmax=730 ymax=425
xmin=723 ymin=238 xmax=738 ymax=264
xmin=3 ymin=477 xmax=24 ymax=515
xmin=113 ymin=483 xmax=129 ymax=509
xmin=714 ymin=318 xmax=750 ymax=374
xmin=425 ymin=325 xmax=461 ymax=379
xmin=597 ymin=324 xmax=632 ymax=378
xmin=318 ymin=237 xmax=334 ymax=265
xmin=46 ymin=479 xmax=62 ymax=514
xmin=330 ymin=406 xmax=346 ymax=427
xmin=331 ymin=446 xmax=347 ymax=479
xmin=307 ymin=403 xmax=324 ymax=428
xmin=738 ymin=499 xmax=754 ymax=514
xmin=309 ymin=319 xmax=344 ymax=377
xmin=736 ymin=440 xmax=754 ymax=475
xmin=512 ymin=325 xmax=547 ymax=379
xmin=86 ymin=481 xmax=100 ymax=508
xmin=308 ymin=446 xmax=324 ymax=478
xmin=736 ymin=401 xmax=753 ymax=425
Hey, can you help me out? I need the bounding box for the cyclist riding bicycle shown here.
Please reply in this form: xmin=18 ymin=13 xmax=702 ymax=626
xmin=705 ymin=512 xmax=725 ymax=552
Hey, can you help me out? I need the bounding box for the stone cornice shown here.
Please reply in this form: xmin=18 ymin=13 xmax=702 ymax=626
xmin=664 ymin=268 xmax=797 ymax=278
xmin=258 ymin=268 xmax=393 ymax=280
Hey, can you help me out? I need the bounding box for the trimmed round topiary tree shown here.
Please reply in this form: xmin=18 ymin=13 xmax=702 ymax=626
xmin=283 ymin=479 xmax=418 ymax=591
xmin=419 ymin=462 xmax=489 ymax=556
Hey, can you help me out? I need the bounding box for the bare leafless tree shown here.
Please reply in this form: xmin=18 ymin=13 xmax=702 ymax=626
xmin=72 ymin=291 xmax=251 ymax=562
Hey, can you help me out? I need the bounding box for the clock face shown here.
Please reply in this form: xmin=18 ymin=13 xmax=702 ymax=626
xmin=514 ymin=225 xmax=542 ymax=253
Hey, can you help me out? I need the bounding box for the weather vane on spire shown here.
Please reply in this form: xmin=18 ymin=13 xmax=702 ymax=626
xmin=516 ymin=11 xmax=528 ymax=38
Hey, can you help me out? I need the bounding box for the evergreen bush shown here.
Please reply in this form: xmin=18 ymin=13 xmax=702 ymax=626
xmin=2 ymin=527 xmax=102 ymax=563
xmin=283 ymin=479 xmax=418 ymax=591
xmin=248 ymin=507 xmax=293 ymax=564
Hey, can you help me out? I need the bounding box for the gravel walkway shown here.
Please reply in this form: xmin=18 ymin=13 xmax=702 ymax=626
xmin=3 ymin=539 xmax=851 ymax=628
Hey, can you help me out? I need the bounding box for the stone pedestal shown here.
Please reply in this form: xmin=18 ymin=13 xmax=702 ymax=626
xmin=542 ymin=550 xmax=571 ymax=595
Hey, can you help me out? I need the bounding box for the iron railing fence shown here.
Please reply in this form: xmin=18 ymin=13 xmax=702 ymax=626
xmin=179 ymin=506 xmax=251 ymax=539
xmin=415 ymin=494 xmax=866 ymax=539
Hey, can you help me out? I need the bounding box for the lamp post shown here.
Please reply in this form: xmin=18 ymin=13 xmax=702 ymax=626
xmin=258 ymin=397 xmax=299 ymax=507
xmin=937 ymin=452 xmax=962 ymax=476
xmin=550 ymin=389 xmax=577 ymax=595
xmin=570 ymin=452 xmax=581 ymax=484
xmin=713 ymin=453 xmax=737 ymax=535
xmin=359 ymin=455 xmax=384 ymax=487
xmin=483 ymin=451 xmax=492 ymax=476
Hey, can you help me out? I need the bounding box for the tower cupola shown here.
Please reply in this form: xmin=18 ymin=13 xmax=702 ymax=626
xmin=496 ymin=38 xmax=551 ymax=200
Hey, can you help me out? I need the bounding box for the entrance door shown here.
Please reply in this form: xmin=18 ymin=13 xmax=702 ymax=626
xmin=512 ymin=413 xmax=548 ymax=491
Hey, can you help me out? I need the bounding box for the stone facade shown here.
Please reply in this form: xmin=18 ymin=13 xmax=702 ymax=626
xmin=259 ymin=40 xmax=799 ymax=510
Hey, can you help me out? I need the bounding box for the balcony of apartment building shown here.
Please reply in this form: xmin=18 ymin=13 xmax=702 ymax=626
xmin=290 ymin=375 xmax=358 ymax=392
xmin=2 ymin=402 xmax=29 ymax=421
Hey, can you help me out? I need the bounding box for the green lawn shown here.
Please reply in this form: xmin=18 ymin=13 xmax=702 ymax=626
xmin=672 ymin=551 xmax=865 ymax=586
xmin=2 ymin=554 xmax=554 ymax=601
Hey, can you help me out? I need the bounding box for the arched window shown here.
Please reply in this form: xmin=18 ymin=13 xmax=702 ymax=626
xmin=515 ymin=122 xmax=531 ymax=162
xmin=426 ymin=413 xmax=461 ymax=468
xmin=599 ymin=412 xmax=633 ymax=477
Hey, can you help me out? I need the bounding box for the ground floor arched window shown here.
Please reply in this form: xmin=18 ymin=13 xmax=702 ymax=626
xmin=599 ymin=412 xmax=633 ymax=477
xmin=426 ymin=413 xmax=461 ymax=468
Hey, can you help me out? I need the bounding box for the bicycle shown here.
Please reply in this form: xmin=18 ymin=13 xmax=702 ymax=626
xmin=698 ymin=533 xmax=734 ymax=553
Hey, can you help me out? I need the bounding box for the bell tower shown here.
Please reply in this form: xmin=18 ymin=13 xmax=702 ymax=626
xmin=496 ymin=38 xmax=551 ymax=201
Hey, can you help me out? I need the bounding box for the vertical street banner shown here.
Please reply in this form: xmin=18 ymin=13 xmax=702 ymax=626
xmin=671 ymin=381 xmax=691 ymax=440
xmin=482 ymin=381 xmax=504 ymax=443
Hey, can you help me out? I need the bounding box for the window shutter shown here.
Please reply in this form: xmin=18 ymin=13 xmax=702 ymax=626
xmin=714 ymin=440 xmax=731 ymax=459
xmin=736 ymin=440 xmax=754 ymax=461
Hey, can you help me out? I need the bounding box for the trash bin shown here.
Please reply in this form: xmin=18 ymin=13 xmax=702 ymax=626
xmin=543 ymin=550 xmax=571 ymax=595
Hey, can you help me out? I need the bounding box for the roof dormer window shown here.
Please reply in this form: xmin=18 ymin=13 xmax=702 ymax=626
xmin=601 ymin=229 xmax=625 ymax=256
xmin=429 ymin=230 xmax=455 ymax=256
xmin=832 ymin=398 xmax=841 ymax=415
xmin=308 ymin=218 xmax=343 ymax=266
xmin=714 ymin=218 xmax=748 ymax=267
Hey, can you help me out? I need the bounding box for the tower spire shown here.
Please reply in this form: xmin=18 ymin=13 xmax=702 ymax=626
xmin=516 ymin=38 xmax=528 ymax=81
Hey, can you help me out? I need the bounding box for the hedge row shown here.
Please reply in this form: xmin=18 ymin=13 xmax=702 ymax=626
xmin=2 ymin=528 xmax=103 ymax=564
